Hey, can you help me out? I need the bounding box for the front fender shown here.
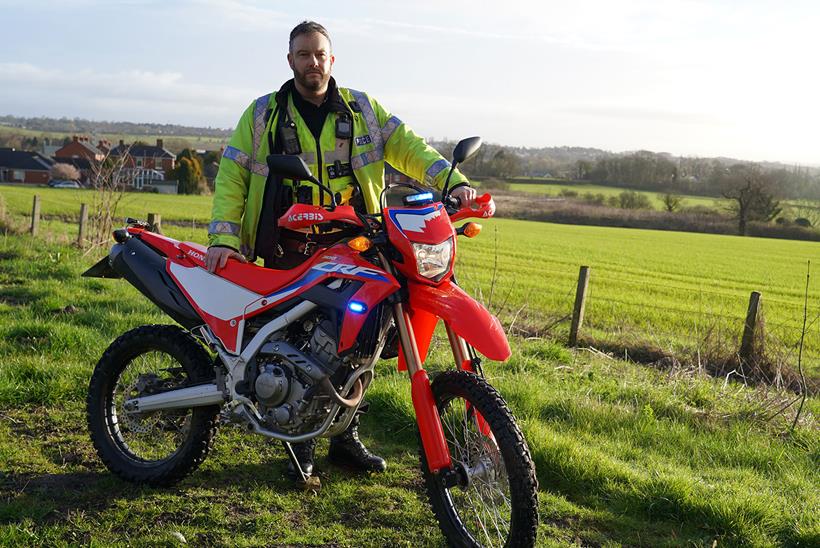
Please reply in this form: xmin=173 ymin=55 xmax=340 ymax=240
xmin=408 ymin=280 xmax=510 ymax=361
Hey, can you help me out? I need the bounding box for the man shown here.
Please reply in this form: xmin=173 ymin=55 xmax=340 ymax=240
xmin=205 ymin=21 xmax=485 ymax=480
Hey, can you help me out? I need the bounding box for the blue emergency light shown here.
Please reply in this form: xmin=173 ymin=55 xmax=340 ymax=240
xmin=348 ymin=301 xmax=368 ymax=314
xmin=403 ymin=192 xmax=434 ymax=206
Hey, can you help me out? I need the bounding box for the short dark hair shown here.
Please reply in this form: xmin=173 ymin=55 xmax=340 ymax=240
xmin=289 ymin=21 xmax=331 ymax=52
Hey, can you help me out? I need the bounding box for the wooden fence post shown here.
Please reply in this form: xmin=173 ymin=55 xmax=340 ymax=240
xmin=569 ymin=266 xmax=590 ymax=346
xmin=78 ymin=203 xmax=88 ymax=247
xmin=147 ymin=213 xmax=162 ymax=234
xmin=30 ymin=195 xmax=41 ymax=236
xmin=740 ymin=291 xmax=763 ymax=363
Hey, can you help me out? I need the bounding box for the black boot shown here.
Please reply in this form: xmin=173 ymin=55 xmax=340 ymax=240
xmin=328 ymin=416 xmax=386 ymax=473
xmin=285 ymin=439 xmax=316 ymax=481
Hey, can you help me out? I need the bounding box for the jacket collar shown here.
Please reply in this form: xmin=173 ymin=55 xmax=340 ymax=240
xmin=275 ymin=77 xmax=349 ymax=114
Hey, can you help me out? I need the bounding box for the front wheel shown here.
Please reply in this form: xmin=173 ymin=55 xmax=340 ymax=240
xmin=421 ymin=371 xmax=538 ymax=547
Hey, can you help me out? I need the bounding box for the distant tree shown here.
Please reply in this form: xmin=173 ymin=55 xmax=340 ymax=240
xmin=172 ymin=152 xmax=209 ymax=195
xmin=617 ymin=190 xmax=652 ymax=209
xmin=50 ymin=163 xmax=81 ymax=181
xmin=201 ymin=150 xmax=221 ymax=165
xmin=486 ymin=149 xmax=521 ymax=178
xmin=720 ymin=164 xmax=782 ymax=235
xmin=659 ymin=193 xmax=683 ymax=212
xmin=575 ymin=160 xmax=592 ymax=180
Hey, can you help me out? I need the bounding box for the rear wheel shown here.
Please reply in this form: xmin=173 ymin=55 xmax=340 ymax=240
xmin=87 ymin=325 xmax=220 ymax=486
xmin=421 ymin=370 xmax=538 ymax=547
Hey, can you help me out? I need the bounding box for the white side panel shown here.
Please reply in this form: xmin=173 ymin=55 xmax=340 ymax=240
xmin=169 ymin=263 xmax=262 ymax=321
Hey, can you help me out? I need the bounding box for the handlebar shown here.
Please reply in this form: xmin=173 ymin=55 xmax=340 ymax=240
xmin=448 ymin=193 xmax=494 ymax=222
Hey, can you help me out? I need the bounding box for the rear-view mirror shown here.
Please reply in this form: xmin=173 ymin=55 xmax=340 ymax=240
xmin=452 ymin=136 xmax=482 ymax=165
xmin=266 ymin=154 xmax=314 ymax=181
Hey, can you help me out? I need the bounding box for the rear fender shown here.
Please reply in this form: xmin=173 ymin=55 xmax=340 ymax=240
xmin=406 ymin=280 xmax=510 ymax=362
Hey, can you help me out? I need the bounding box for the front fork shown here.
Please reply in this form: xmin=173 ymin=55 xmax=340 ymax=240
xmin=393 ymin=303 xmax=491 ymax=473
xmin=392 ymin=302 xmax=452 ymax=472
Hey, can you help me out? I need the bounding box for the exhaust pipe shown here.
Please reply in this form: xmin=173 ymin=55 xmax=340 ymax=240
xmin=123 ymin=384 xmax=224 ymax=412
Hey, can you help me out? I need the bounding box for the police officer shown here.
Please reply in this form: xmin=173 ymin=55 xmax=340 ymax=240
xmin=205 ymin=21 xmax=485 ymax=480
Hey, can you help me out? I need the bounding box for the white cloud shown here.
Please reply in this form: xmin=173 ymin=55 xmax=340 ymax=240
xmin=0 ymin=62 xmax=256 ymax=125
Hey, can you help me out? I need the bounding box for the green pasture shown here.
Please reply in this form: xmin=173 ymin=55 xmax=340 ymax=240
xmin=502 ymin=181 xmax=725 ymax=210
xmin=0 ymin=233 xmax=817 ymax=546
xmin=499 ymin=180 xmax=819 ymax=220
xmin=0 ymin=124 xmax=227 ymax=152
xmin=456 ymin=218 xmax=820 ymax=374
xmin=2 ymin=184 xmax=818 ymax=375
xmin=0 ymin=184 xmax=213 ymax=224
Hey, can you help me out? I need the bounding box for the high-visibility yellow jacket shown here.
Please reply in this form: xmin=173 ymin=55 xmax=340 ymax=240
xmin=208 ymin=78 xmax=469 ymax=258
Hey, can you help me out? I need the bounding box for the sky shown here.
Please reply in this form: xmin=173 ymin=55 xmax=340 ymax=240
xmin=1 ymin=0 xmax=818 ymax=165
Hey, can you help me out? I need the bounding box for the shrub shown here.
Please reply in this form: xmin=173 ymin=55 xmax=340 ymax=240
xmin=582 ymin=192 xmax=606 ymax=206
xmin=617 ymin=191 xmax=652 ymax=210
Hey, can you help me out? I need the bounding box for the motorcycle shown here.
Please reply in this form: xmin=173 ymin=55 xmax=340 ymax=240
xmin=84 ymin=137 xmax=539 ymax=547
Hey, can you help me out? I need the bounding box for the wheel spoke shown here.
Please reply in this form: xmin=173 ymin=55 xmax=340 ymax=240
xmin=110 ymin=350 xmax=193 ymax=462
xmin=439 ymin=394 xmax=512 ymax=548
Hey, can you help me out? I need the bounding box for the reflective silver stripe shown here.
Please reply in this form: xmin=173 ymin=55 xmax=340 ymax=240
xmin=323 ymin=149 xmax=348 ymax=164
xmin=380 ymin=115 xmax=402 ymax=144
xmin=424 ymin=159 xmax=450 ymax=185
xmin=222 ymin=145 xmax=251 ymax=170
xmin=208 ymin=221 xmax=240 ymax=235
xmin=349 ymin=89 xmax=384 ymax=160
xmin=251 ymin=162 xmax=268 ymax=177
xmin=251 ymin=93 xmax=271 ymax=168
xmin=350 ymin=150 xmax=382 ymax=170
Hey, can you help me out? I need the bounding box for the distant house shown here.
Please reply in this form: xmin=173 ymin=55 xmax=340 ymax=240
xmin=0 ymin=148 xmax=54 ymax=184
xmin=109 ymin=139 xmax=175 ymax=174
xmin=53 ymin=136 xmax=111 ymax=182
xmin=54 ymin=136 xmax=105 ymax=163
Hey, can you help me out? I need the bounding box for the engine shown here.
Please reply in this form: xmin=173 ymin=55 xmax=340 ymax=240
xmin=249 ymin=313 xmax=352 ymax=434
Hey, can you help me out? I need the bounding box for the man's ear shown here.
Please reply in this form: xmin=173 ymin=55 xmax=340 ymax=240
xmin=287 ymin=52 xmax=294 ymax=70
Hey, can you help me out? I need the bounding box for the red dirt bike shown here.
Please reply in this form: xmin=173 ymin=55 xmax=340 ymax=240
xmin=84 ymin=137 xmax=538 ymax=547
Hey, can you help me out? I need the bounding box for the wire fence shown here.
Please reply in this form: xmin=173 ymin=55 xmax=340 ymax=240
xmin=5 ymin=193 xmax=818 ymax=385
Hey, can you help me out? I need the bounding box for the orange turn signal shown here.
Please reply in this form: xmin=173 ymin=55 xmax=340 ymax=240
xmin=463 ymin=222 xmax=482 ymax=238
xmin=347 ymin=236 xmax=373 ymax=252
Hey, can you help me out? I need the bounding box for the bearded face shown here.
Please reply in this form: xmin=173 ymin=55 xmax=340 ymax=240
xmin=288 ymin=32 xmax=334 ymax=93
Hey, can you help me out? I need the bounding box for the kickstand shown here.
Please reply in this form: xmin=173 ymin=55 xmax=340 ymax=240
xmin=282 ymin=441 xmax=321 ymax=491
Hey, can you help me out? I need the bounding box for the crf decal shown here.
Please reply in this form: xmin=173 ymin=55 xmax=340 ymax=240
xmin=288 ymin=212 xmax=324 ymax=222
xmin=312 ymin=262 xmax=388 ymax=281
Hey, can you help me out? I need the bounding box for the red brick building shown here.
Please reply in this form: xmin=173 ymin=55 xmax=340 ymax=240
xmin=54 ymin=136 xmax=105 ymax=163
xmin=109 ymin=139 xmax=175 ymax=173
xmin=0 ymin=148 xmax=54 ymax=184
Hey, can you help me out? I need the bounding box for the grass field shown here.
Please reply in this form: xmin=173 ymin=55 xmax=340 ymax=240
xmin=498 ymin=181 xmax=819 ymax=222
xmin=501 ymin=181 xmax=725 ymax=210
xmin=2 ymin=184 xmax=818 ymax=376
xmin=0 ymin=124 xmax=227 ymax=153
xmin=0 ymin=184 xmax=214 ymax=224
xmin=0 ymin=232 xmax=817 ymax=546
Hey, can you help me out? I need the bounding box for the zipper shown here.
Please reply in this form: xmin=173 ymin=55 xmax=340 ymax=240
xmin=314 ymin=134 xmax=324 ymax=205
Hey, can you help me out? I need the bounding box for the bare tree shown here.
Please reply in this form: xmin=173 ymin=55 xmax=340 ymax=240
xmin=720 ymin=164 xmax=782 ymax=236
xmin=659 ymin=192 xmax=683 ymax=212
xmin=86 ymin=147 xmax=134 ymax=249
xmin=50 ymin=163 xmax=81 ymax=181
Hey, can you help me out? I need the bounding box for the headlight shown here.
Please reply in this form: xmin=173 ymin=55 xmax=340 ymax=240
xmin=412 ymin=238 xmax=453 ymax=279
